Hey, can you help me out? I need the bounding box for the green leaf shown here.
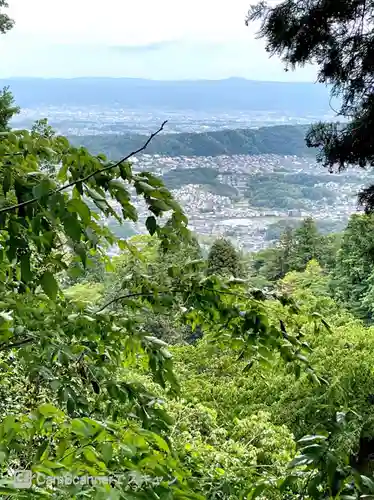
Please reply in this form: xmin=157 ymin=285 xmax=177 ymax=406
xmin=32 ymin=179 xmax=52 ymax=199
xmin=91 ymin=380 xmax=100 ymax=394
xmin=307 ymin=473 xmax=323 ymax=497
xmin=8 ymin=132 xmax=18 ymax=145
xmin=20 ymin=253 xmax=33 ymax=283
xmin=101 ymin=443 xmax=113 ymax=464
xmin=38 ymin=403 xmax=59 ymax=417
xmin=35 ymin=440 xmax=49 ymax=462
xmin=67 ymin=198 xmax=91 ymax=224
xmin=71 ymin=419 xmax=89 ymax=437
xmin=146 ymin=216 xmax=157 ymax=236
xmin=82 ymin=446 xmax=98 ymax=464
xmin=361 ymin=475 xmax=374 ymax=491
xmin=2 ymin=168 xmax=11 ymax=196
xmin=288 ymin=454 xmax=313 ymax=468
xmin=63 ymin=215 xmax=82 ymax=242
xmin=298 ymin=434 xmax=328 ymax=444
xmin=136 ymin=181 xmax=154 ymax=194
xmin=57 ymin=163 xmax=69 ymax=182
xmin=40 ymin=271 xmax=58 ymax=300
xmin=243 ymin=360 xmax=254 ymax=372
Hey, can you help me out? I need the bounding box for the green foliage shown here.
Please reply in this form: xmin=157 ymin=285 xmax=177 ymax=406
xmin=254 ymin=420 xmax=374 ymax=499
xmin=207 ymin=238 xmax=243 ymax=278
xmin=64 ymin=282 xmax=104 ymax=306
xmin=0 ymin=0 xmax=13 ymax=35
xmin=0 ymin=118 xmax=202 ymax=497
xmin=330 ymin=214 xmax=374 ymax=322
xmin=170 ymin=264 xmax=374 ymax=496
xmin=250 ymin=217 xmax=339 ymax=283
xmin=245 ymin=173 xmax=336 ymax=210
xmin=0 ymin=86 xmax=20 ymax=132
xmin=168 ymin=404 xmax=295 ymax=499
xmin=163 ymin=167 xmax=238 ymax=198
xmin=290 ymin=217 xmax=322 ymax=272
xmin=5 ymin=3 xmax=374 ymax=495
xmin=0 ymin=102 xmax=327 ymax=498
xmin=247 ymin=0 xmax=374 ymax=213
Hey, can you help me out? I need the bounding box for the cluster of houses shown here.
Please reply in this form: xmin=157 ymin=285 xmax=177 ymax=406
xmin=103 ymin=152 xmax=372 ymax=252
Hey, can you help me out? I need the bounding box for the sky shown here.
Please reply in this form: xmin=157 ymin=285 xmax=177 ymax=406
xmin=0 ymin=0 xmax=318 ymax=81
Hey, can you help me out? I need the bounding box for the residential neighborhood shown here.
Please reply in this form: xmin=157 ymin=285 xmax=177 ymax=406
xmin=104 ymin=152 xmax=372 ymax=251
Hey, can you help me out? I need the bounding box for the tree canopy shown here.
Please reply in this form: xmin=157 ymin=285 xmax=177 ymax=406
xmin=247 ymin=0 xmax=374 ymax=212
xmin=0 ymin=0 xmax=13 ymax=34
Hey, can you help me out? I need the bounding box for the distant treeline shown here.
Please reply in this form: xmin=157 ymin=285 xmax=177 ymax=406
xmin=69 ymin=124 xmax=313 ymax=158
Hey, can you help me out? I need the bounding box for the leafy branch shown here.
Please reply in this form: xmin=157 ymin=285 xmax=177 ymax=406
xmin=0 ymin=120 xmax=168 ymax=215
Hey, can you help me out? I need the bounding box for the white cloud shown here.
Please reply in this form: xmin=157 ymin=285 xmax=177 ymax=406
xmin=0 ymin=0 xmax=317 ymax=80
xmin=6 ymin=0 xmax=252 ymax=45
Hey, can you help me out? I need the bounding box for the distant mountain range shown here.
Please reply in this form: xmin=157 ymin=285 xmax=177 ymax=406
xmin=2 ymin=77 xmax=333 ymax=114
xmin=69 ymin=124 xmax=313 ymax=159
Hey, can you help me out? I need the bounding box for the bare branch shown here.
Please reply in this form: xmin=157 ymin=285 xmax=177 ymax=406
xmin=95 ymin=292 xmax=157 ymax=313
xmin=95 ymin=285 xmax=266 ymax=314
xmin=0 ymin=120 xmax=168 ymax=215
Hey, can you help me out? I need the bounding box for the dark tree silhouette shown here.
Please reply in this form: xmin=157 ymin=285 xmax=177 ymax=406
xmin=247 ymin=0 xmax=374 ymax=211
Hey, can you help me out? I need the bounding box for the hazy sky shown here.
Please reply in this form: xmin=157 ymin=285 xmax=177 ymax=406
xmin=0 ymin=0 xmax=318 ymax=80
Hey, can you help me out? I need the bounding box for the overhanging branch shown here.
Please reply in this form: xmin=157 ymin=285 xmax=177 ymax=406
xmin=0 ymin=120 xmax=168 ymax=215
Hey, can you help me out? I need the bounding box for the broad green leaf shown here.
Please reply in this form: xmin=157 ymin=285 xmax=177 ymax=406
xmin=67 ymin=198 xmax=91 ymax=224
xmin=288 ymin=454 xmax=313 ymax=468
xmin=35 ymin=440 xmax=49 ymax=462
xmin=146 ymin=216 xmax=157 ymax=236
xmin=40 ymin=271 xmax=58 ymax=300
xmin=82 ymin=447 xmax=99 ymax=464
xmin=20 ymin=253 xmax=33 ymax=283
xmin=38 ymin=403 xmax=59 ymax=417
xmin=57 ymin=162 xmax=69 ymax=182
xmin=32 ymin=179 xmax=52 ymax=199
xmin=101 ymin=443 xmax=113 ymax=464
xmin=63 ymin=215 xmax=82 ymax=242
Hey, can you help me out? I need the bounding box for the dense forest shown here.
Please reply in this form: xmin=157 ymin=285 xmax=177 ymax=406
xmin=2 ymin=0 xmax=374 ymax=499
xmin=70 ymin=125 xmax=311 ymax=159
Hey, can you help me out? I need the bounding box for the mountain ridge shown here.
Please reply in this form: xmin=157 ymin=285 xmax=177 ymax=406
xmin=1 ymin=77 xmax=332 ymax=113
xmin=70 ymin=124 xmax=313 ymax=159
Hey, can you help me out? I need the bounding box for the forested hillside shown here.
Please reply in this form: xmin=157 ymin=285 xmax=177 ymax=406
xmin=70 ymin=124 xmax=311 ymax=158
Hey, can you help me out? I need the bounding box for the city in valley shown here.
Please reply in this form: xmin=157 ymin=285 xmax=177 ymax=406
xmin=7 ymin=80 xmax=366 ymax=253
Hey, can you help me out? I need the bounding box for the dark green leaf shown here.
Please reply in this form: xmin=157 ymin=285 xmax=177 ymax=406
xmin=20 ymin=253 xmax=33 ymax=283
xmin=91 ymin=380 xmax=100 ymax=394
xmin=2 ymin=168 xmax=11 ymax=196
xmin=40 ymin=271 xmax=58 ymax=300
xmin=63 ymin=215 xmax=82 ymax=242
xmin=146 ymin=216 xmax=157 ymax=236
xmin=243 ymin=360 xmax=254 ymax=372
